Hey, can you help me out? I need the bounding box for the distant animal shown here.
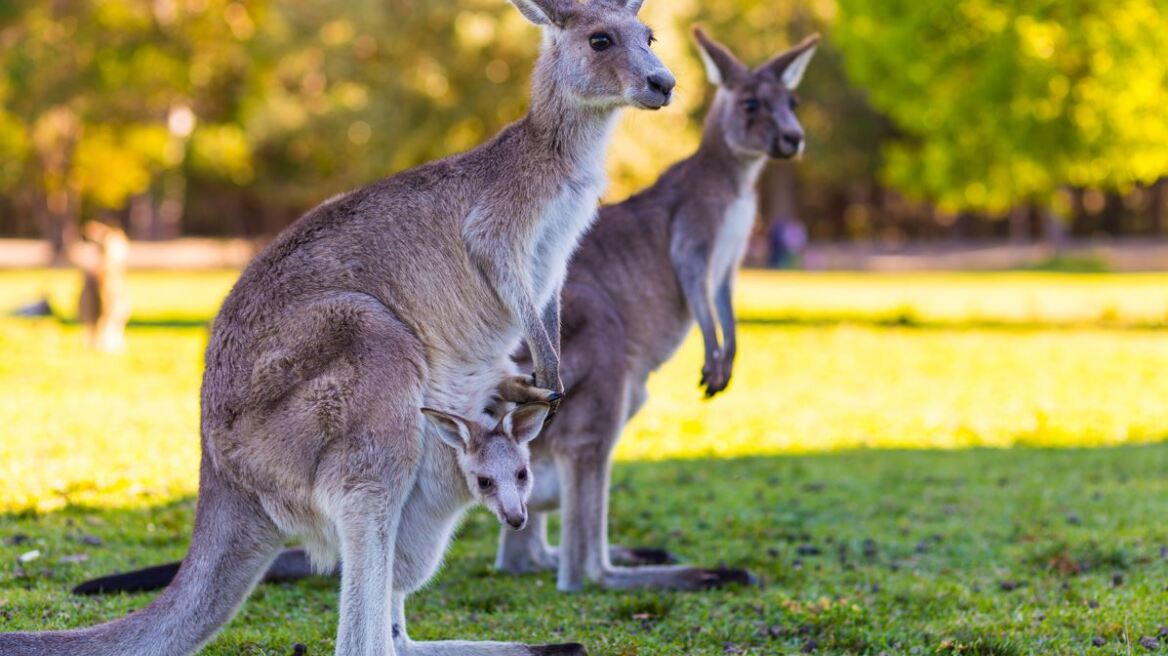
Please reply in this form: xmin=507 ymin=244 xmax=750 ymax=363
xmin=78 ymin=221 xmax=131 ymax=352
xmin=0 ymin=0 xmax=672 ymax=654
xmin=496 ymin=26 xmax=821 ymax=591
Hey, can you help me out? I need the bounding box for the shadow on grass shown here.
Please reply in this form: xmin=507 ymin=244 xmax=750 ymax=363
xmin=2 ymin=444 xmax=1168 ymax=654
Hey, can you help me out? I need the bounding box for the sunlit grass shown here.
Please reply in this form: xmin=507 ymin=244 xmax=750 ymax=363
xmin=734 ymin=271 xmax=1168 ymax=326
xmin=2 ymin=270 xmax=1167 ymax=513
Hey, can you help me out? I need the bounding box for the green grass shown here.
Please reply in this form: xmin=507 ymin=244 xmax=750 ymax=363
xmin=2 ymin=269 xmax=1168 ymax=654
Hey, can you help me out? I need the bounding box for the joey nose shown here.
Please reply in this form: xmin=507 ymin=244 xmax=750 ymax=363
xmin=647 ymin=72 xmax=675 ymax=102
xmin=507 ymin=514 xmax=527 ymax=530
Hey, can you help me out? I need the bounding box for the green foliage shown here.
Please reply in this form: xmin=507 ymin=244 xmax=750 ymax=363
xmin=833 ymin=0 xmax=1168 ymax=213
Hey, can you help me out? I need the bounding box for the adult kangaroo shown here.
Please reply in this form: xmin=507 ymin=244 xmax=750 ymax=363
xmin=496 ymin=26 xmax=820 ymax=591
xmin=1 ymin=1 xmax=673 ymax=655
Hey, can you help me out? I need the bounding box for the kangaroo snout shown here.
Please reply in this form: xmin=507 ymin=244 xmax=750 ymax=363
xmin=504 ymin=510 xmax=528 ymax=531
xmin=635 ymin=70 xmax=675 ymax=109
xmin=648 ymin=72 xmax=675 ymax=101
xmin=773 ymin=132 xmax=804 ymax=158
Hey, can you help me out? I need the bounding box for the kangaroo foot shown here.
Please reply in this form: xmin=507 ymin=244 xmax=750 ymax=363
xmin=529 ymin=644 xmax=587 ymax=655
xmin=609 ymin=545 xmax=680 ymax=566
xmin=682 ymin=566 xmax=758 ymax=590
xmin=597 ymin=564 xmax=758 ymax=591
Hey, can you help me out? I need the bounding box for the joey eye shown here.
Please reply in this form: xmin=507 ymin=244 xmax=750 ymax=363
xmin=647 ymin=34 xmax=657 ymax=47
xmin=517 ymin=469 xmax=528 ymax=483
xmin=788 ymin=96 xmax=800 ymax=111
xmin=589 ymin=33 xmax=613 ymax=51
xmin=742 ymin=98 xmax=761 ymax=113
xmin=477 ymin=477 xmax=494 ymax=491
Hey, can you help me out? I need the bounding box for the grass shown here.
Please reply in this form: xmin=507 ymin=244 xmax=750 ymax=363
xmin=2 ymin=269 xmax=1168 ymax=654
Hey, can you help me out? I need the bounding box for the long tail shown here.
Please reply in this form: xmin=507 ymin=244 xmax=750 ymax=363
xmin=0 ymin=466 xmax=282 ymax=656
xmin=72 ymin=548 xmax=322 ymax=596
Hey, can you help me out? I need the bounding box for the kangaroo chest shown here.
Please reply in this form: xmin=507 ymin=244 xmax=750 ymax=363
xmin=530 ymin=171 xmax=606 ymax=308
xmin=709 ymin=193 xmax=757 ymax=284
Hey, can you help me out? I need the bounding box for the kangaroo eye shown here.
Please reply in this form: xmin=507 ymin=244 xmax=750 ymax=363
xmin=788 ymin=96 xmax=800 ymax=111
xmin=648 ymin=33 xmax=657 ymax=47
xmin=516 ymin=469 xmax=528 ymax=482
xmin=477 ymin=477 xmax=494 ymax=491
xmin=589 ymin=33 xmax=613 ymax=51
xmin=742 ymin=98 xmax=761 ymax=113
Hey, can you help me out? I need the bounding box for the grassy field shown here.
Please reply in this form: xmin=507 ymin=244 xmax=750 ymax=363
xmin=2 ymin=269 xmax=1168 ymax=654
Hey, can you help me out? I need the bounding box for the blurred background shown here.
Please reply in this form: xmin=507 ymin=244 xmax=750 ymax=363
xmin=0 ymin=0 xmax=1165 ymax=267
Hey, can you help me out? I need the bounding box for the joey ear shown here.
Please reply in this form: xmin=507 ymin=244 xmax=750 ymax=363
xmin=624 ymin=0 xmax=646 ymax=14
xmin=421 ymin=408 xmax=472 ymax=450
xmin=508 ymin=0 xmax=573 ymax=27
xmin=501 ymin=402 xmax=551 ymax=445
xmin=692 ymin=26 xmax=747 ymax=88
xmin=760 ymin=34 xmax=820 ymax=90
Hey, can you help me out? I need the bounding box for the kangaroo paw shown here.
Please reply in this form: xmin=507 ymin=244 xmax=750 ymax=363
xmin=497 ymin=374 xmax=562 ymax=405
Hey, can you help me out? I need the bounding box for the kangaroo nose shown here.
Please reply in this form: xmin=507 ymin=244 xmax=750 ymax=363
xmin=774 ymin=133 xmax=803 ymax=157
xmin=647 ymin=72 xmax=675 ymax=100
xmin=506 ymin=514 xmax=527 ymax=530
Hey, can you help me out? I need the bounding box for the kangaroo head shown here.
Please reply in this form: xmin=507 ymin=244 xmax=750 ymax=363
xmin=421 ymin=402 xmax=550 ymax=530
xmin=510 ymin=0 xmax=675 ymax=110
xmin=693 ymin=27 xmax=819 ymax=159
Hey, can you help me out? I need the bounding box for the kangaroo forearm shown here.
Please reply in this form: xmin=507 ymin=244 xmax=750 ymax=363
xmin=714 ymin=280 xmax=736 ymax=356
xmin=524 ymin=311 xmax=560 ymax=385
xmin=541 ymin=295 xmax=562 ymax=357
xmin=681 ymin=277 xmax=721 ymax=356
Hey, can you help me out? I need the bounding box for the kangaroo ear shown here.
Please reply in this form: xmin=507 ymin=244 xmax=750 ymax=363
xmin=692 ymin=26 xmax=747 ymax=88
xmin=509 ymin=0 xmax=574 ymax=27
xmin=502 ymin=402 xmax=551 ymax=445
xmin=624 ymin=0 xmax=646 ymax=14
xmin=760 ymin=34 xmax=820 ymax=90
xmin=421 ymin=408 xmax=472 ymax=450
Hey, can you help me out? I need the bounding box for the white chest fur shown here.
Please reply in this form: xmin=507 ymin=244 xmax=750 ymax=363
xmin=530 ymin=171 xmax=605 ymax=307
xmin=529 ymin=117 xmax=616 ymax=307
xmin=710 ymin=192 xmax=757 ymax=284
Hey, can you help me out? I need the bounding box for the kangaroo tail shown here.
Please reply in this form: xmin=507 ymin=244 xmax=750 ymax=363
xmin=72 ymin=562 xmax=182 ymax=596
xmin=72 ymin=548 xmax=322 ymax=596
xmin=1 ymin=465 xmax=282 ymax=656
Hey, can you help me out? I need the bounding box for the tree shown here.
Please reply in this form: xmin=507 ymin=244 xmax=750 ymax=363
xmin=833 ymin=0 xmax=1168 ymax=215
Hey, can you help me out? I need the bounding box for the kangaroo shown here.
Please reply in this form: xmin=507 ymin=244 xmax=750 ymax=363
xmin=78 ymin=220 xmax=131 ymax=352
xmin=13 ymin=402 xmax=559 ymax=653
xmin=70 ymin=26 xmax=814 ymax=599
xmin=1 ymin=1 xmax=673 ymax=655
xmin=495 ymin=27 xmax=821 ymax=591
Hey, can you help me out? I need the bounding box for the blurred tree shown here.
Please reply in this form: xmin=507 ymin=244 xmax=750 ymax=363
xmin=0 ymin=0 xmax=268 ymax=255
xmin=833 ymin=0 xmax=1168 ymax=224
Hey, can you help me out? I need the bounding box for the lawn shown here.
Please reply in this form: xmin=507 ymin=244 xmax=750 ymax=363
xmin=2 ymin=269 xmax=1167 ymax=654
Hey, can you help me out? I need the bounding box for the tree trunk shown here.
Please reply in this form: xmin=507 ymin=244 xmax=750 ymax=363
xmin=1008 ymin=205 xmax=1030 ymax=244
xmin=1149 ymin=178 xmax=1165 ymax=238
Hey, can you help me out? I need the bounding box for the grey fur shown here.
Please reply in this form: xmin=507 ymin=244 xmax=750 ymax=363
xmin=496 ymin=27 xmax=820 ymax=591
xmin=0 ymin=1 xmax=672 ymax=654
